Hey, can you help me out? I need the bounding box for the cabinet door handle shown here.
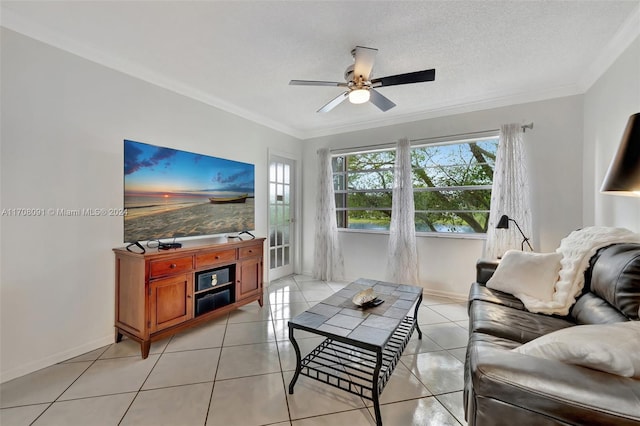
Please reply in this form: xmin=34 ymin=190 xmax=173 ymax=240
xmin=248 ymin=250 xmax=253 ymax=253
xmin=187 ymin=294 xmax=192 ymax=299
xmin=215 ymin=255 xmax=220 ymax=259
xmin=170 ymin=263 xmax=177 ymax=269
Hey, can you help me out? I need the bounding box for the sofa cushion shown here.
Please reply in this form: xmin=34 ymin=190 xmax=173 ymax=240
xmin=571 ymin=292 xmax=630 ymax=324
xmin=469 ymin=300 xmax=574 ymax=344
xmin=590 ymin=243 xmax=640 ymax=320
xmin=486 ymin=250 xmax=562 ymax=302
xmin=513 ymin=321 xmax=640 ymax=378
xmin=468 ymin=282 xmax=525 ymax=311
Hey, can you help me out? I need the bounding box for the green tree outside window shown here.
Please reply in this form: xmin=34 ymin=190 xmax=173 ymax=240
xmin=332 ymin=137 xmax=498 ymax=233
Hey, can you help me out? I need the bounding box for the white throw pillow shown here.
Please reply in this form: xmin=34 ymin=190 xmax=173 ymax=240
xmin=513 ymin=322 xmax=640 ymax=378
xmin=486 ymin=250 xmax=562 ymax=302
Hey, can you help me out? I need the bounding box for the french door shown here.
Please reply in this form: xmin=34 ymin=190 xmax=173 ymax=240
xmin=268 ymin=155 xmax=296 ymax=280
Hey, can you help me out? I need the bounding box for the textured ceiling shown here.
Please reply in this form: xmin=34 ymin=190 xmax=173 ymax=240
xmin=2 ymin=1 xmax=639 ymax=139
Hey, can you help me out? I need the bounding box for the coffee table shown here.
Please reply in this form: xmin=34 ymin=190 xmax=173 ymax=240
xmin=288 ymin=278 xmax=423 ymax=426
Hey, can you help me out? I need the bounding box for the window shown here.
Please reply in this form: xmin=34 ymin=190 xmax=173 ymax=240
xmin=332 ymin=136 xmax=499 ymax=234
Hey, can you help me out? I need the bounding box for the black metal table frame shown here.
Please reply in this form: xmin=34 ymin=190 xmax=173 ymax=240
xmin=288 ymin=294 xmax=422 ymax=426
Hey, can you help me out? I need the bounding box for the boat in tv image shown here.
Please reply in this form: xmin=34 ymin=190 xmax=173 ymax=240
xmin=123 ymin=139 xmax=255 ymax=243
xmin=209 ymin=194 xmax=248 ymax=204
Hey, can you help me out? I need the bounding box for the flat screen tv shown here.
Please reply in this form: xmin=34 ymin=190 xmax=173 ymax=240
xmin=123 ymin=139 xmax=255 ymax=243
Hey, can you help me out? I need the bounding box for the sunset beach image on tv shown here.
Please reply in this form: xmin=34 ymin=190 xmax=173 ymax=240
xmin=123 ymin=140 xmax=255 ymax=243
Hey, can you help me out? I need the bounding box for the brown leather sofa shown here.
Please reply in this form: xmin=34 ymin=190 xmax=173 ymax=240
xmin=464 ymin=243 xmax=640 ymax=425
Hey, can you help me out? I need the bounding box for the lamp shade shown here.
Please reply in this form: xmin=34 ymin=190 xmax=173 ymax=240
xmin=496 ymin=214 xmax=510 ymax=229
xmin=601 ymin=113 xmax=640 ymax=196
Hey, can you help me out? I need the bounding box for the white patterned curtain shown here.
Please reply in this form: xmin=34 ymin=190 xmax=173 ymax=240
xmin=386 ymin=138 xmax=419 ymax=285
xmin=484 ymin=123 xmax=532 ymax=259
xmin=313 ymin=148 xmax=344 ymax=281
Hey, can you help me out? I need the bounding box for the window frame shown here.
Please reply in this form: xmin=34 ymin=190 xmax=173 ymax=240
xmin=332 ymin=133 xmax=499 ymax=237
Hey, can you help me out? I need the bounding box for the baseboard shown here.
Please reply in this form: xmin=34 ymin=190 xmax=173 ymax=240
xmin=421 ymin=287 xmax=468 ymax=302
xmin=1 ymin=334 xmax=114 ymax=384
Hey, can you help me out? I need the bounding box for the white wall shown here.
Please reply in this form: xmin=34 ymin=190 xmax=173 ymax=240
xmin=301 ymin=96 xmax=585 ymax=297
xmin=584 ymin=35 xmax=640 ymax=231
xmin=0 ymin=29 xmax=302 ymax=382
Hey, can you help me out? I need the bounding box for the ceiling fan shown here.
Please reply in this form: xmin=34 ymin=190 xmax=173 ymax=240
xmin=289 ymin=46 xmax=435 ymax=113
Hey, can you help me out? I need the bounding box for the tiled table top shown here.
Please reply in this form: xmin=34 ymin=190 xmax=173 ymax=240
xmin=288 ymin=278 xmax=422 ymax=348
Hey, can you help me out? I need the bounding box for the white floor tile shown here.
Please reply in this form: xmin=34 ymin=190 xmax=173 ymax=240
xmin=296 ymin=281 xmax=332 ymax=291
xmin=120 ymin=382 xmax=212 ymax=426
xmin=216 ymin=342 xmax=281 ymax=380
xmin=59 ymin=356 xmax=159 ymax=400
xmin=403 ymin=333 xmax=444 ymax=354
xmin=222 ymin=320 xmax=275 ymax=346
xmin=142 ymin=348 xmax=220 ymax=390
xmin=422 ymin=323 xmax=469 ymax=349
xmin=0 ymin=362 xmax=91 ymax=408
xmin=268 ymin=277 xmax=301 ymax=292
xmin=291 ymin=408 xmax=374 ymax=425
xmin=164 ymin=322 xmax=226 ymax=352
xmin=417 ymin=306 xmax=450 ymax=325
xmin=429 ymin=303 xmax=469 ymax=322
xmin=448 ymin=347 xmax=468 ymax=363
xmin=269 ymin=288 xmax=307 ymax=304
xmin=271 ymin=302 xmax=312 ymax=320
xmin=370 ymin=396 xmax=460 ymax=426
xmin=401 ymin=351 xmax=465 ymax=395
xmin=456 ymin=320 xmax=469 ymax=330
xmin=32 ymin=392 xmax=135 ymax=426
xmin=227 ymin=303 xmax=272 ymax=323
xmin=207 ymin=373 xmax=289 ymax=426
xmin=436 ymin=391 xmax=467 ymax=425
xmin=300 ymin=289 xmax=337 ymax=302
xmin=0 ymin=404 xmax=49 ymax=426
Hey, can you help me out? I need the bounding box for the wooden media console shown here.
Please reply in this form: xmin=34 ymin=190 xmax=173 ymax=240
xmin=113 ymin=237 xmax=265 ymax=358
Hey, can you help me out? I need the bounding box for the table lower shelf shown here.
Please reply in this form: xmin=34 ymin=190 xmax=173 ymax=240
xmin=297 ymin=316 xmax=417 ymax=400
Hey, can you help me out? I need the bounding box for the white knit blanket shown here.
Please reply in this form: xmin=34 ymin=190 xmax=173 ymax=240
xmin=518 ymin=226 xmax=640 ymax=315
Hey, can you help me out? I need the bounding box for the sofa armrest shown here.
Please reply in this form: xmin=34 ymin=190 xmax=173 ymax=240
xmin=475 ymin=259 xmax=500 ymax=284
xmin=468 ymin=343 xmax=640 ymax=425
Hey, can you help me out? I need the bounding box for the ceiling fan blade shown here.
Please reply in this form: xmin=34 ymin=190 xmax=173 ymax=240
xmin=369 ymin=89 xmax=396 ymax=112
xmin=371 ymin=69 xmax=435 ymax=87
xmin=289 ymin=80 xmax=348 ymax=87
xmin=317 ymin=91 xmax=349 ymax=113
xmin=353 ymin=46 xmax=378 ymax=81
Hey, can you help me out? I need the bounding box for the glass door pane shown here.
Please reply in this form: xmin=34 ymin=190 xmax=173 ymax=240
xmin=268 ymin=155 xmax=295 ymax=280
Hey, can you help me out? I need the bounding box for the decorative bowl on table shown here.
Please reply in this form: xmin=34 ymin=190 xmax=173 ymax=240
xmin=352 ymin=288 xmax=384 ymax=308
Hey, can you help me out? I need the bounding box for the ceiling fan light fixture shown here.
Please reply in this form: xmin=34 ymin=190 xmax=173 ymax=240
xmin=348 ymin=88 xmax=370 ymax=104
xmin=291 ymin=46 xmax=436 ymax=113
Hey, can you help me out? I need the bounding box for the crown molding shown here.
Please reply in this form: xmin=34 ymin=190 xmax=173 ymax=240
xmin=297 ymin=83 xmax=583 ymax=140
xmin=1 ymin=9 xmax=305 ymax=140
xmin=578 ymin=3 xmax=640 ymax=92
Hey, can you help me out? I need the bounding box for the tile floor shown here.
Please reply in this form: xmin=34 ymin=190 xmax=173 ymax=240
xmin=0 ymin=275 xmax=469 ymax=426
